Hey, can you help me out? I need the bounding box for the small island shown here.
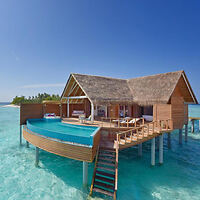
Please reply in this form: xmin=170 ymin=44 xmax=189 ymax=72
xmin=11 ymin=93 xmax=61 ymax=105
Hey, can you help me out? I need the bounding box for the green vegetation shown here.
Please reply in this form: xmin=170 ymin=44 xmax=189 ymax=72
xmin=11 ymin=93 xmax=60 ymax=105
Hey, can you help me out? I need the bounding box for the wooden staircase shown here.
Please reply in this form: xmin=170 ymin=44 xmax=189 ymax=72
xmin=90 ymin=144 xmax=118 ymax=200
xmin=117 ymin=119 xmax=172 ymax=149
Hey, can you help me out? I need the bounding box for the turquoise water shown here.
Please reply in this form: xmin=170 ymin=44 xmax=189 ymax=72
xmin=189 ymin=104 xmax=200 ymax=118
xmin=1 ymin=106 xmax=200 ymax=199
xmin=27 ymin=118 xmax=98 ymax=146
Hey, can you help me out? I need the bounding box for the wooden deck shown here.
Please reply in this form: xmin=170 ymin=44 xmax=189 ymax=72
xmin=62 ymin=117 xmax=136 ymax=129
xmin=62 ymin=118 xmax=173 ymax=150
xmin=98 ymin=119 xmax=172 ymax=150
xmin=62 ymin=117 xmax=113 ymax=127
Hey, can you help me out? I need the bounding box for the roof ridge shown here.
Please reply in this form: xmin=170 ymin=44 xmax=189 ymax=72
xmin=127 ymin=70 xmax=184 ymax=81
xmin=72 ymin=73 xmax=127 ymax=81
xmin=72 ymin=70 xmax=184 ymax=82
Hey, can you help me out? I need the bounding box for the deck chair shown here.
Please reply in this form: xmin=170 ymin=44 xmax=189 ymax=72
xmin=128 ymin=118 xmax=141 ymax=127
xmin=85 ymin=115 xmax=92 ymax=122
xmin=120 ymin=117 xmax=131 ymax=127
xmin=112 ymin=118 xmax=125 ymax=127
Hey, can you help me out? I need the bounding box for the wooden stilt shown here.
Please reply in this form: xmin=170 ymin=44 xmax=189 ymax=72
xmin=192 ymin=119 xmax=195 ymax=133
xmin=151 ymin=138 xmax=155 ymax=166
xmin=156 ymin=136 xmax=159 ymax=151
xmin=83 ymin=161 xmax=88 ymax=186
xmin=26 ymin=141 xmax=29 ymax=148
xmin=199 ymin=120 xmax=200 ymax=132
xmin=185 ymin=124 xmax=188 ymax=142
xmin=159 ymin=134 xmax=163 ymax=164
xmin=179 ymin=129 xmax=182 ymax=145
xmin=167 ymin=133 xmax=171 ymax=149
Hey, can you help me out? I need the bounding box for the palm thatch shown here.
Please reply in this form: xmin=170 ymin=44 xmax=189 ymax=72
xmin=64 ymin=70 xmax=196 ymax=106
xmin=127 ymin=71 xmax=183 ymax=105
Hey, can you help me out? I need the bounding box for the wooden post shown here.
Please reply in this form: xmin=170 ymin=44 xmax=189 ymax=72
xmin=91 ymin=102 xmax=94 ymax=122
xmin=199 ymin=120 xmax=200 ymax=132
xmin=35 ymin=147 xmax=39 ymax=167
xmin=159 ymin=120 xmax=162 ymax=132
xmin=142 ymin=126 xmax=144 ymax=137
xmin=159 ymin=134 xmax=163 ymax=164
xmin=83 ymin=161 xmax=88 ymax=186
xmin=167 ymin=133 xmax=171 ymax=149
xmin=152 ymin=122 xmax=154 ymax=133
xmin=135 ymin=118 xmax=137 ymax=128
xmin=166 ymin=120 xmax=169 ymax=130
xmin=156 ymin=136 xmax=159 ymax=151
xmin=179 ymin=129 xmax=182 ymax=145
xmin=136 ymin=129 xmax=139 ymax=139
xmin=185 ymin=124 xmax=188 ymax=142
xmin=191 ymin=119 xmax=195 ymax=133
xmin=60 ymin=103 xmax=62 ymax=118
xmin=138 ymin=143 xmax=142 ymax=157
xmin=105 ymin=105 xmax=108 ymax=118
xmin=26 ymin=141 xmax=29 ymax=148
xmin=151 ymin=138 xmax=155 ymax=166
xmin=20 ymin=125 xmax=22 ymax=146
xmin=67 ymin=98 xmax=69 ymax=118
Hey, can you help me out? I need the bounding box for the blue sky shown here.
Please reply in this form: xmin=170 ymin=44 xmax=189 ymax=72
xmin=0 ymin=0 xmax=200 ymax=102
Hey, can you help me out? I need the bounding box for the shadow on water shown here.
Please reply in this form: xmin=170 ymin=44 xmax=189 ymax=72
xmin=37 ymin=149 xmax=112 ymax=199
xmin=38 ymin=150 xmax=89 ymax=189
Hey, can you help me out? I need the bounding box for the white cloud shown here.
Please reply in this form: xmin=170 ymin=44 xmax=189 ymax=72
xmin=21 ymin=83 xmax=65 ymax=89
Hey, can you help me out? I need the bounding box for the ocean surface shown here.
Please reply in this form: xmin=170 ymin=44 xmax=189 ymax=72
xmin=0 ymin=102 xmax=10 ymax=106
xmin=1 ymin=105 xmax=200 ymax=200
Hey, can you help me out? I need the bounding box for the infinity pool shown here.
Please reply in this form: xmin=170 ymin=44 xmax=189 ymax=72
xmin=27 ymin=118 xmax=99 ymax=146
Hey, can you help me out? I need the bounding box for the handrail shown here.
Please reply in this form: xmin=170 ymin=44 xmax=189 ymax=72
xmin=114 ymin=140 xmax=119 ymax=191
xmin=100 ymin=117 xmax=144 ymax=128
xmin=89 ymin=146 xmax=100 ymax=196
xmin=116 ymin=119 xmax=172 ymax=146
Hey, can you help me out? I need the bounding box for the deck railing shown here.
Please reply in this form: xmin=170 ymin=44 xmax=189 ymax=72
xmin=114 ymin=140 xmax=119 ymax=199
xmin=116 ymin=119 xmax=172 ymax=145
xmin=100 ymin=117 xmax=145 ymax=128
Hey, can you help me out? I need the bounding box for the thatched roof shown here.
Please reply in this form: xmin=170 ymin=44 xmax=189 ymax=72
xmin=62 ymin=70 xmax=197 ymax=106
xmin=72 ymin=74 xmax=133 ymax=103
xmin=127 ymin=71 xmax=183 ymax=105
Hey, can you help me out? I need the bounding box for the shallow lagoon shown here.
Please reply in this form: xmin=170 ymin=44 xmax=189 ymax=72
xmin=0 ymin=106 xmax=200 ymax=200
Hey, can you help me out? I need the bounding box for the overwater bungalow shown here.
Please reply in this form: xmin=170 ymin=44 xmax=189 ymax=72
xmin=20 ymin=70 xmax=197 ymax=199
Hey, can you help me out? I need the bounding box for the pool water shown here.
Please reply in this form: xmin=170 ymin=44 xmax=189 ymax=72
xmin=0 ymin=105 xmax=200 ymax=200
xmin=27 ymin=118 xmax=99 ymax=146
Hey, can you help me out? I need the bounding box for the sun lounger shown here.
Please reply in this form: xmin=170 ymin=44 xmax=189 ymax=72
xmin=120 ymin=118 xmax=142 ymax=127
xmin=44 ymin=113 xmax=60 ymax=119
xmin=128 ymin=118 xmax=141 ymax=124
xmin=72 ymin=110 xmax=85 ymax=117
